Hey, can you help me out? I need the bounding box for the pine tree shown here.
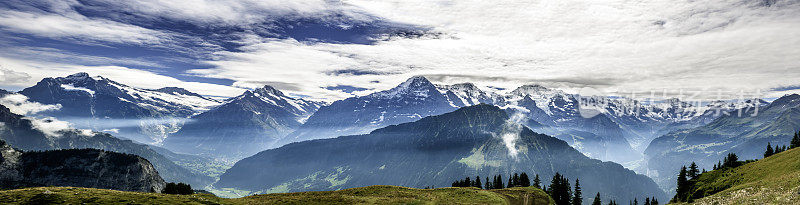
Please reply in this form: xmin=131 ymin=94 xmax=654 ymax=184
xmin=723 ymin=153 xmax=739 ymax=168
xmin=549 ymin=173 xmax=573 ymax=205
xmin=572 ymin=178 xmax=582 ymax=205
xmin=512 ymin=173 xmax=520 ymax=187
xmin=764 ymin=142 xmax=774 ymax=158
xmin=644 ymin=198 xmax=650 ymax=205
xmin=520 ymin=172 xmax=531 ymax=187
xmin=688 ymin=162 xmax=699 ymax=179
xmin=549 ymin=173 xmax=559 ymax=203
xmin=791 ymin=131 xmax=800 ymax=149
xmin=475 ymin=176 xmax=482 ymax=189
xmin=533 ymin=174 xmax=541 ymax=189
xmin=485 ymin=177 xmax=490 ymax=189
xmin=676 ymin=166 xmax=688 ymax=201
xmin=550 ymin=173 xmax=562 ymax=205
xmin=633 ymin=198 xmax=638 ymax=205
xmin=496 ymin=175 xmax=504 ymax=189
xmin=592 ymin=192 xmax=602 ymax=205
xmin=652 ymin=197 xmax=659 ymax=205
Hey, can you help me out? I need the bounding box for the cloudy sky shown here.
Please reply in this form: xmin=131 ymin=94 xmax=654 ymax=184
xmin=0 ymin=0 xmax=798 ymax=101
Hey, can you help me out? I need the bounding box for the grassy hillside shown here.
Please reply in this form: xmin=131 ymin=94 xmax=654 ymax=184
xmin=674 ymin=147 xmax=800 ymax=204
xmin=0 ymin=185 xmax=552 ymax=205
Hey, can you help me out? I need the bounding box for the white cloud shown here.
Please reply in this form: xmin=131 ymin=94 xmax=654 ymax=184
xmin=0 ymin=92 xmax=79 ymax=137
xmin=79 ymin=129 xmax=95 ymax=136
xmin=0 ymin=94 xmax=62 ymax=115
xmin=189 ymin=0 xmax=800 ymax=101
xmin=102 ymin=128 xmax=120 ymax=133
xmin=0 ymin=67 xmax=30 ymax=84
xmin=25 ymin=116 xmax=71 ymax=137
xmin=0 ymin=10 xmax=172 ymax=45
xmin=0 ymin=46 xmax=166 ymax=68
xmin=88 ymin=0 xmax=376 ymax=25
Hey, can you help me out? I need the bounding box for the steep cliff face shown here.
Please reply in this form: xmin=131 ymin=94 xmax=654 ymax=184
xmin=0 ymin=140 xmax=23 ymax=182
xmin=0 ymin=140 xmax=165 ymax=192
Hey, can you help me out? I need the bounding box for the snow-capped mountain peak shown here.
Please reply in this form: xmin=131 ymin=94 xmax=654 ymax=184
xmin=510 ymin=84 xmax=562 ymax=97
xmin=63 ymin=72 xmax=95 ymax=81
xmin=253 ymin=85 xmax=284 ymax=97
xmin=238 ymin=85 xmax=324 ymax=118
xmin=369 ymin=76 xmax=437 ymax=99
xmin=436 ymin=82 xmax=500 ymax=107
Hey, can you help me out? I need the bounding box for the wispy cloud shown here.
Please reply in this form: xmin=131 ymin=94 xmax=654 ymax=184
xmin=25 ymin=116 xmax=71 ymax=137
xmin=81 ymin=0 xmax=378 ymax=25
xmin=0 ymin=10 xmax=172 ymax=45
xmin=0 ymin=93 xmax=69 ymax=136
xmin=0 ymin=94 xmax=62 ymax=115
xmin=0 ymin=67 xmax=30 ymax=84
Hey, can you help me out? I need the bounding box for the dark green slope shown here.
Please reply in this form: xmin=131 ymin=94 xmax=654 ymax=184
xmin=217 ymin=104 xmax=666 ymax=202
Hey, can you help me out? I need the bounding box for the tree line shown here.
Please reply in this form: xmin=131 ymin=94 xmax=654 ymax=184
xmin=764 ymin=131 xmax=800 ymax=158
xmin=626 ymin=197 xmax=660 ymax=205
xmin=451 ymin=172 xmax=531 ymax=189
xmin=451 ymin=172 xmax=657 ymax=205
xmin=162 ymin=182 xmax=193 ymax=195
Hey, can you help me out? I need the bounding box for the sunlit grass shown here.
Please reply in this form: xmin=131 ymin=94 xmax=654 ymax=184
xmin=0 ymin=185 xmax=552 ymax=205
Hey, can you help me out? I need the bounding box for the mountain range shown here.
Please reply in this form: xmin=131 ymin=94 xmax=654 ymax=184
xmin=9 ymin=73 xmax=759 ymax=164
xmin=217 ymin=104 xmax=668 ymax=202
xmin=5 ymin=72 xmax=787 ymax=198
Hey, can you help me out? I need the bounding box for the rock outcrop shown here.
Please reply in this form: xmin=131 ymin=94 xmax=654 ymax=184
xmin=0 ymin=140 xmax=165 ymax=192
